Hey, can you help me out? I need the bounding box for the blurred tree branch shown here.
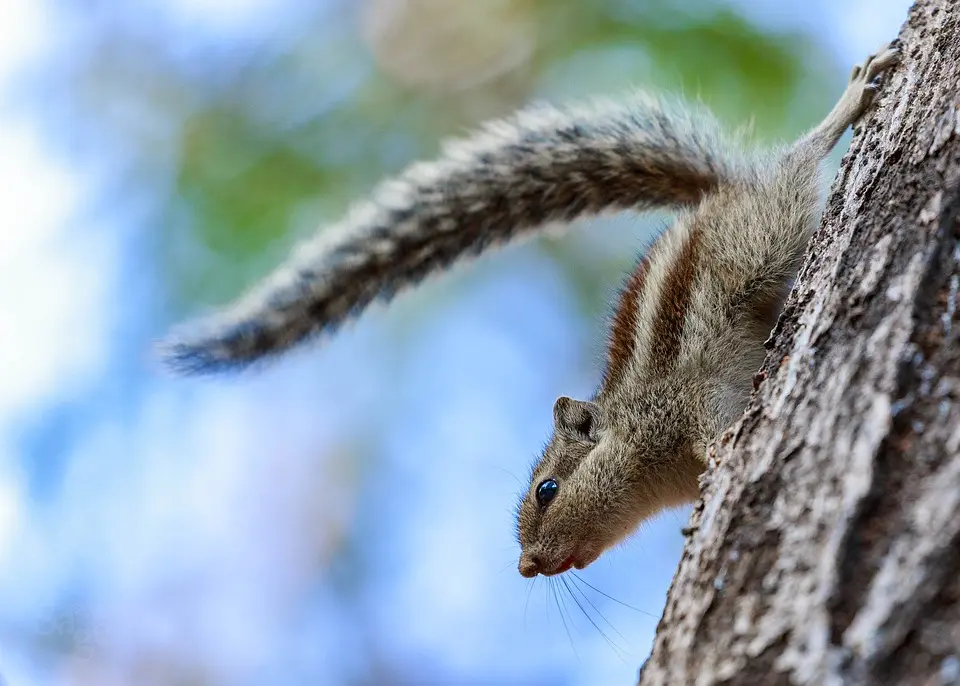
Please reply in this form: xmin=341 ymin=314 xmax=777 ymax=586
xmin=639 ymin=1 xmax=960 ymax=683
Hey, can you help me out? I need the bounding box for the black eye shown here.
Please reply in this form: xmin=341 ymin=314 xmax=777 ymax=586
xmin=536 ymin=479 xmax=559 ymax=508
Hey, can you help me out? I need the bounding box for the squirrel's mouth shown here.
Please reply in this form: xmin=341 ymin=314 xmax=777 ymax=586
xmin=541 ymin=554 xmax=578 ymax=576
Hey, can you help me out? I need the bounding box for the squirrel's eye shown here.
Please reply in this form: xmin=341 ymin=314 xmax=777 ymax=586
xmin=536 ymin=479 xmax=559 ymax=508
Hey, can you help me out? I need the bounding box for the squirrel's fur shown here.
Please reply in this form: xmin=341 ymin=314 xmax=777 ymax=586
xmin=161 ymin=46 xmax=900 ymax=578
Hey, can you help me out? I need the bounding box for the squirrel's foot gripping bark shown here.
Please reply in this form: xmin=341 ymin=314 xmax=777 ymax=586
xmin=847 ymin=43 xmax=901 ymax=120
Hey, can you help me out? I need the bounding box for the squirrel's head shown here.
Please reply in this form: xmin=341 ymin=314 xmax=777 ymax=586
xmin=515 ymin=394 xmax=702 ymax=578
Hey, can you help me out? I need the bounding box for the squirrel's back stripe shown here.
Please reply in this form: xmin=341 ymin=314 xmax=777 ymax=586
xmin=605 ymin=254 xmax=651 ymax=388
xmin=648 ymin=227 xmax=700 ymax=372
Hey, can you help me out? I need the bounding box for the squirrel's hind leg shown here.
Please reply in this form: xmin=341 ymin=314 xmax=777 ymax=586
xmin=794 ymin=43 xmax=901 ymax=161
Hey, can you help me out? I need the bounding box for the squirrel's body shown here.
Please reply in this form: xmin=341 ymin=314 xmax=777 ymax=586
xmin=162 ymin=47 xmax=900 ymax=578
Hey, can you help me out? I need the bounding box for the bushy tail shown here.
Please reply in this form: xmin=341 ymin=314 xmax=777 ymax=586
xmin=161 ymin=94 xmax=746 ymax=374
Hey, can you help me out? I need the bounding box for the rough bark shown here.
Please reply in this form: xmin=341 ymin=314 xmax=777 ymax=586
xmin=639 ymin=2 xmax=960 ymax=685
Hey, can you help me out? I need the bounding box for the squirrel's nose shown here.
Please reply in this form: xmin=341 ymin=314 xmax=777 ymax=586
xmin=518 ymin=553 xmax=542 ymax=578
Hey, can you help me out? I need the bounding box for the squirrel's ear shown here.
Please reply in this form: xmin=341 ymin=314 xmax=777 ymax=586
xmin=553 ymin=396 xmax=601 ymax=441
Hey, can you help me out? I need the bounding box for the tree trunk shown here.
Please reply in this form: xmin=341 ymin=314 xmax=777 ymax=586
xmin=638 ymin=2 xmax=960 ymax=685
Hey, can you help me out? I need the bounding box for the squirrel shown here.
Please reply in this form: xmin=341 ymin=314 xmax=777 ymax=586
xmin=160 ymin=46 xmax=900 ymax=578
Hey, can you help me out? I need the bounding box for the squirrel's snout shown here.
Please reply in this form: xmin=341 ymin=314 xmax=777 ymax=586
xmin=519 ymin=551 xmax=579 ymax=577
xmin=518 ymin=553 xmax=542 ymax=578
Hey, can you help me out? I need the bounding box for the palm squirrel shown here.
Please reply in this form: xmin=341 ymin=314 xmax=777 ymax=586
xmin=160 ymin=46 xmax=900 ymax=578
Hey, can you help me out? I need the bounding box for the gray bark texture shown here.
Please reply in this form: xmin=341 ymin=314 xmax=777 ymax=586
xmin=638 ymin=2 xmax=960 ymax=685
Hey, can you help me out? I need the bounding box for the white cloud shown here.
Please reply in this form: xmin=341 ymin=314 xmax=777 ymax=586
xmin=0 ymin=0 xmax=48 ymax=92
xmin=0 ymin=0 xmax=113 ymax=603
xmin=0 ymin=121 xmax=113 ymax=421
xmin=0 ymin=473 xmax=23 ymax=561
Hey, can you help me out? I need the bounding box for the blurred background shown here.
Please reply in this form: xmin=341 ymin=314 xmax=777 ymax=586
xmin=0 ymin=0 xmax=911 ymax=684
